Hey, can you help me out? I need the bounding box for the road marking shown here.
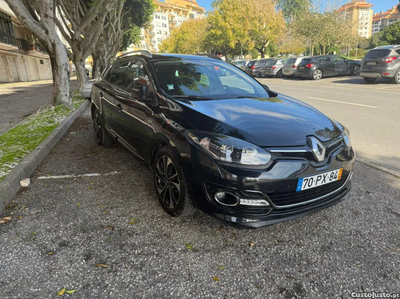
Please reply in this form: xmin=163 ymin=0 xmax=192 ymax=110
xmin=308 ymin=97 xmax=378 ymax=109
xmin=37 ymin=171 xmax=120 ymax=180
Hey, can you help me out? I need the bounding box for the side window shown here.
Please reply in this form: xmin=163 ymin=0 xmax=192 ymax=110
xmin=396 ymin=50 xmax=400 ymax=55
xmin=333 ymin=56 xmax=345 ymax=61
xmin=325 ymin=57 xmax=331 ymax=62
xmin=125 ymin=60 xmax=149 ymax=97
xmin=107 ymin=60 xmax=131 ymax=88
xmin=318 ymin=58 xmax=326 ymax=63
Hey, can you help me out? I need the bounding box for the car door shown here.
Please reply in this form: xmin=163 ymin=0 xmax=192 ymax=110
xmin=333 ymin=56 xmax=347 ymax=75
xmin=99 ymin=59 xmax=131 ymax=136
xmin=116 ymin=59 xmax=159 ymax=160
xmin=319 ymin=57 xmax=335 ymax=76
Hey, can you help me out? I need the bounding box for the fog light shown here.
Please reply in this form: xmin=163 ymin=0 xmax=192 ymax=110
xmin=214 ymin=190 xmax=240 ymax=206
xmin=240 ymin=199 xmax=270 ymax=206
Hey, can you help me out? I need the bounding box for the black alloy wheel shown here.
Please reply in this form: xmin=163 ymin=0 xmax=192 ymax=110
xmin=352 ymin=65 xmax=360 ymax=76
xmin=92 ymin=109 xmax=114 ymax=146
xmin=154 ymin=147 xmax=195 ymax=216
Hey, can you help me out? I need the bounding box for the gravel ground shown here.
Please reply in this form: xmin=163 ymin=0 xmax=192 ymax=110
xmin=0 ymin=108 xmax=399 ymax=299
xmin=0 ymin=79 xmax=78 ymax=134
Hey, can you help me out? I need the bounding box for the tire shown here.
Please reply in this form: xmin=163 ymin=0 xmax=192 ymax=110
xmin=276 ymin=70 xmax=283 ymax=78
xmin=363 ymin=77 xmax=377 ymax=84
xmin=154 ymin=147 xmax=196 ymax=217
xmin=92 ymin=109 xmax=114 ymax=146
xmin=392 ymin=69 xmax=400 ymax=84
xmin=259 ymin=71 xmax=265 ymax=78
xmin=352 ymin=65 xmax=360 ymax=76
xmin=312 ymin=69 xmax=323 ymax=80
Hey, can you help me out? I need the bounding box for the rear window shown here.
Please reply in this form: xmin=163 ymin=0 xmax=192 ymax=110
xmin=247 ymin=61 xmax=256 ymax=67
xmin=267 ymin=60 xmax=277 ymax=66
xmin=255 ymin=59 xmax=267 ymax=65
xmin=396 ymin=50 xmax=400 ymax=55
xmin=287 ymin=58 xmax=297 ymax=64
xmin=365 ymin=49 xmax=391 ymax=58
xmin=299 ymin=59 xmax=312 ymax=65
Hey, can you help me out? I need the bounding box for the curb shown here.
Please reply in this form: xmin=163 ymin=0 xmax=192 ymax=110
xmin=0 ymin=100 xmax=89 ymax=213
xmin=356 ymin=158 xmax=400 ymax=179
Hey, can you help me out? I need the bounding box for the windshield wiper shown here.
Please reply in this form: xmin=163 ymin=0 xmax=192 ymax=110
xmin=171 ymin=95 xmax=213 ymax=101
xmin=236 ymin=96 xmax=261 ymax=99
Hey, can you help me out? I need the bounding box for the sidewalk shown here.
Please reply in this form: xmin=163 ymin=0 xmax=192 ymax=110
xmin=0 ymin=107 xmax=399 ymax=298
xmin=0 ymin=79 xmax=78 ymax=134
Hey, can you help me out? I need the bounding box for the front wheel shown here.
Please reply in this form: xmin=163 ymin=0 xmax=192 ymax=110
xmin=352 ymin=65 xmax=360 ymax=76
xmin=259 ymin=71 xmax=265 ymax=78
xmin=154 ymin=147 xmax=196 ymax=217
xmin=312 ymin=69 xmax=323 ymax=80
xmin=363 ymin=77 xmax=377 ymax=84
xmin=392 ymin=69 xmax=400 ymax=84
xmin=276 ymin=70 xmax=283 ymax=78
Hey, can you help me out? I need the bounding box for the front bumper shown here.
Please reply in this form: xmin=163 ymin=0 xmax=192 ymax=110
xmin=182 ymin=144 xmax=355 ymax=228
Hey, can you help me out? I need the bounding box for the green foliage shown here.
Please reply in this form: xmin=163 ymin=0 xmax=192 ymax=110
xmin=368 ymin=32 xmax=390 ymax=49
xmin=277 ymin=0 xmax=312 ymax=20
xmin=0 ymin=92 xmax=84 ymax=181
xmin=267 ymin=42 xmax=279 ymax=57
xmin=382 ymin=22 xmax=400 ymax=45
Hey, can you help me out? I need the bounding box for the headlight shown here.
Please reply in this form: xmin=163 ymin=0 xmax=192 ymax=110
xmin=342 ymin=128 xmax=351 ymax=149
xmin=333 ymin=120 xmax=351 ymax=149
xmin=185 ymin=131 xmax=271 ymax=166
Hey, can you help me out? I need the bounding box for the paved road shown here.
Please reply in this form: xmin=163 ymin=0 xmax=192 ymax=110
xmin=257 ymin=76 xmax=400 ymax=175
xmin=0 ymin=109 xmax=399 ymax=298
xmin=0 ymin=79 xmax=78 ymax=134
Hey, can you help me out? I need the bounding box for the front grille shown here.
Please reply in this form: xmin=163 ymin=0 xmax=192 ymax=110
xmin=267 ymin=172 xmax=350 ymax=207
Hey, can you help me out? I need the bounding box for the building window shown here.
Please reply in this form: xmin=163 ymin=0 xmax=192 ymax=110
xmin=40 ymin=60 xmax=44 ymax=64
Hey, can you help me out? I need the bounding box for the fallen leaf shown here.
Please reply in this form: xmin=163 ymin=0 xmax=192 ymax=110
xmin=249 ymin=242 xmax=255 ymax=247
xmin=58 ymin=287 xmax=66 ymax=296
xmin=2 ymin=217 xmax=11 ymax=221
xmin=130 ymin=218 xmax=138 ymax=224
xmin=66 ymin=290 xmax=77 ymax=294
xmin=77 ymin=203 xmax=81 ymax=207
xmin=0 ymin=220 xmax=7 ymax=224
xmin=185 ymin=243 xmax=193 ymax=250
xmin=20 ymin=178 xmax=30 ymax=187
xmin=47 ymin=252 xmax=54 ymax=255
xmin=106 ymin=225 xmax=115 ymax=230
xmin=94 ymin=264 xmax=108 ymax=268
xmin=218 ymin=266 xmax=226 ymax=270
xmin=213 ymin=276 xmax=220 ymax=282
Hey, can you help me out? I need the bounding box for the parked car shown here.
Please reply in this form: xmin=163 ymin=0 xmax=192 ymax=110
xmin=80 ymin=79 xmax=96 ymax=99
xmin=360 ymin=45 xmax=400 ymax=84
xmin=259 ymin=58 xmax=289 ymax=78
xmin=91 ymin=51 xmax=355 ymax=228
xmin=245 ymin=58 xmax=271 ymax=77
xmin=231 ymin=60 xmax=248 ymax=71
xmin=282 ymin=57 xmax=309 ymax=77
xmin=296 ymin=55 xmax=361 ymax=80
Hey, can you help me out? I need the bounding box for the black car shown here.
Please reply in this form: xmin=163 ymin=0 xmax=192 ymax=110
xmin=296 ymin=55 xmax=361 ymax=80
xmin=245 ymin=59 xmax=271 ymax=77
xmin=360 ymin=45 xmax=400 ymax=84
xmin=91 ymin=51 xmax=355 ymax=228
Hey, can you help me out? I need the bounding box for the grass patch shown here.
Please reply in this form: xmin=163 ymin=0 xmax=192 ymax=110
xmin=0 ymin=92 xmax=84 ymax=181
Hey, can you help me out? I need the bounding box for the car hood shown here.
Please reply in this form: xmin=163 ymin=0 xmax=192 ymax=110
xmin=174 ymin=95 xmax=342 ymax=147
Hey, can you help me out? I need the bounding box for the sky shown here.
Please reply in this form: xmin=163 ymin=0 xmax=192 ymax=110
xmin=196 ymin=0 xmax=399 ymax=13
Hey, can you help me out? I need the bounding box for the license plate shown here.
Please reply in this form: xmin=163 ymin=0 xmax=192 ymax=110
xmin=296 ymin=168 xmax=343 ymax=192
xmin=298 ymin=66 xmax=305 ymax=70
xmin=366 ymin=62 xmax=376 ymax=65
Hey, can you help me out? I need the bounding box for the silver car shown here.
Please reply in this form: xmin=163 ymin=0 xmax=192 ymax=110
xmin=232 ymin=60 xmax=249 ymax=71
xmin=80 ymin=79 xmax=96 ymax=99
xmin=259 ymin=58 xmax=289 ymax=78
xmin=282 ymin=57 xmax=309 ymax=77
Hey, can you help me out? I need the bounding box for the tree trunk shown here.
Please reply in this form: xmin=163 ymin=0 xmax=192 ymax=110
xmin=48 ymin=41 xmax=71 ymax=108
xmin=75 ymin=56 xmax=87 ymax=88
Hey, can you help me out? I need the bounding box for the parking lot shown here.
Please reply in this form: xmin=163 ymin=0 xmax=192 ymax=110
xmin=0 ymin=77 xmax=399 ymax=298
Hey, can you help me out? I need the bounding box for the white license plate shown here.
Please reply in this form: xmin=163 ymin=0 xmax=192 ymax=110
xmin=296 ymin=168 xmax=343 ymax=192
xmin=366 ymin=62 xmax=376 ymax=65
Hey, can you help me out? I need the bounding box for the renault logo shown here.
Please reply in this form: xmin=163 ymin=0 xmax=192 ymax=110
xmin=307 ymin=137 xmax=326 ymax=163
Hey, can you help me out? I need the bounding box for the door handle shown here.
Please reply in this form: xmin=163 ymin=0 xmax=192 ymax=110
xmin=116 ymin=103 xmax=122 ymax=111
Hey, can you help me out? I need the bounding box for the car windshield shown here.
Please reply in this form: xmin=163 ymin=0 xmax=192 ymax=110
xmin=267 ymin=60 xmax=277 ymax=66
xmin=153 ymin=59 xmax=269 ymax=100
xmin=299 ymin=59 xmax=312 ymax=65
xmin=365 ymin=49 xmax=391 ymax=58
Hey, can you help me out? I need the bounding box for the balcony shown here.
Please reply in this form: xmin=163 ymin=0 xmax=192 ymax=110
xmin=16 ymin=38 xmax=29 ymax=51
xmin=0 ymin=30 xmax=18 ymax=50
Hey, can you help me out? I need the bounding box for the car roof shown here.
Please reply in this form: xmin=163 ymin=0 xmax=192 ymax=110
xmin=117 ymin=52 xmax=223 ymax=62
xmin=373 ymin=45 xmax=400 ymax=50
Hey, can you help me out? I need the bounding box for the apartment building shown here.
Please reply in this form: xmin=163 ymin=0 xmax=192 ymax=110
xmin=372 ymin=5 xmax=400 ymax=35
xmin=132 ymin=0 xmax=206 ymax=53
xmin=338 ymin=0 xmax=374 ymax=38
xmin=0 ymin=0 xmax=52 ymax=83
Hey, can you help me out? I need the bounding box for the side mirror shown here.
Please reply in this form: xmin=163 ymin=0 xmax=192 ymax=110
xmin=134 ymin=76 xmax=150 ymax=88
xmin=263 ymin=84 xmax=270 ymax=90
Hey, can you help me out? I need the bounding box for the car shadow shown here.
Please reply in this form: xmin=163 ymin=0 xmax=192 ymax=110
xmin=330 ymin=77 xmax=394 ymax=85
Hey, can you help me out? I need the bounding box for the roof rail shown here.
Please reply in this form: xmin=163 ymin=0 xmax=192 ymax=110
xmin=117 ymin=50 xmax=152 ymax=59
